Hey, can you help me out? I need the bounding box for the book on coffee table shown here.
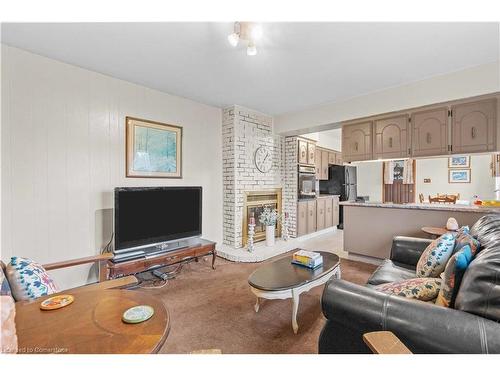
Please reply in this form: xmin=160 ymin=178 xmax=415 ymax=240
xmin=292 ymin=250 xmax=323 ymax=269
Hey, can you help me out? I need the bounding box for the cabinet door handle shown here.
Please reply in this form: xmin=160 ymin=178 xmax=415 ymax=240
xmin=426 ymin=132 xmax=431 ymax=144
xmin=354 ymin=142 xmax=358 ymax=151
xmin=389 ymin=137 xmax=393 ymax=148
xmin=471 ymin=127 xmax=476 ymax=139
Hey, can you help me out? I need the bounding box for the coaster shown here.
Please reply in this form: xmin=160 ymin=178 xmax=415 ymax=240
xmin=40 ymin=294 xmax=75 ymax=310
xmin=122 ymin=305 xmax=155 ymax=324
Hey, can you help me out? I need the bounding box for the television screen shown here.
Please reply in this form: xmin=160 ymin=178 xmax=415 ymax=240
xmin=114 ymin=186 xmax=202 ymax=250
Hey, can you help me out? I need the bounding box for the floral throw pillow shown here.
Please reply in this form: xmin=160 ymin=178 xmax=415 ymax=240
xmin=416 ymin=233 xmax=455 ymax=278
xmin=454 ymin=227 xmax=480 ymax=256
xmin=375 ymin=278 xmax=442 ymax=301
xmin=5 ymin=257 xmax=58 ymax=301
xmin=435 ymin=245 xmax=473 ymax=308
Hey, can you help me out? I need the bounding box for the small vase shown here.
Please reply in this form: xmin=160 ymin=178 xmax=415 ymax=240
xmin=266 ymin=225 xmax=275 ymax=247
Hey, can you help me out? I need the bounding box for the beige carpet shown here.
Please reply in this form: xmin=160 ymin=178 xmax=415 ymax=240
xmin=139 ymin=252 xmax=376 ymax=354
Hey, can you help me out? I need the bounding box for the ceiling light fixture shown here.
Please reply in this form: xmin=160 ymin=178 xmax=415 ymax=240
xmin=228 ymin=22 xmax=261 ymax=56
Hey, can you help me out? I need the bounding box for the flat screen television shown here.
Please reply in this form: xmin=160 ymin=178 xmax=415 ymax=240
xmin=114 ymin=186 xmax=202 ymax=250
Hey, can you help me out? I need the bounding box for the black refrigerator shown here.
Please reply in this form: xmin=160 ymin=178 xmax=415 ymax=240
xmin=319 ymin=165 xmax=357 ymax=229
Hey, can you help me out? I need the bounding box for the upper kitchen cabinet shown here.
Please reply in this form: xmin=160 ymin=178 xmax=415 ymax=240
xmin=307 ymin=142 xmax=316 ymax=165
xmin=342 ymin=121 xmax=373 ymax=162
xmin=451 ymin=98 xmax=497 ymax=154
xmin=298 ymin=139 xmax=308 ymax=164
xmin=373 ymin=115 xmax=409 ymax=159
xmin=411 ymin=107 xmax=448 ymax=157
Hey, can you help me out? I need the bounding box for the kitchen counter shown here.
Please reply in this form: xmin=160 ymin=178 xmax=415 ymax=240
xmin=340 ymin=201 xmax=500 ymax=214
xmin=341 ymin=201 xmax=494 ymax=260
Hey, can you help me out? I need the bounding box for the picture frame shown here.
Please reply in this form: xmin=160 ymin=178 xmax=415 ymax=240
xmin=448 ymin=156 xmax=470 ymax=168
xmin=126 ymin=116 xmax=182 ymax=178
xmin=449 ymin=168 xmax=471 ymax=183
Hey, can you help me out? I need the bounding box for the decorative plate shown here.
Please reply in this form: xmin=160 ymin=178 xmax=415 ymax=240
xmin=122 ymin=305 xmax=155 ymax=324
xmin=40 ymin=294 xmax=75 ymax=310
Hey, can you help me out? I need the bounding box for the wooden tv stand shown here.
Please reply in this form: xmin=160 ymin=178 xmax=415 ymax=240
xmin=107 ymin=239 xmax=216 ymax=279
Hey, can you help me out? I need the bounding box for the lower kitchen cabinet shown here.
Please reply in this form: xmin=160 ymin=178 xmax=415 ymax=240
xmin=297 ymin=201 xmax=308 ymax=237
xmin=316 ymin=198 xmax=326 ymax=231
xmin=333 ymin=196 xmax=340 ymax=227
xmin=307 ymin=200 xmax=317 ymax=234
xmin=297 ymin=196 xmax=340 ymax=237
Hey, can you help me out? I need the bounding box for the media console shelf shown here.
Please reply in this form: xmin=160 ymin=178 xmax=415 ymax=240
xmin=107 ymin=239 xmax=216 ymax=279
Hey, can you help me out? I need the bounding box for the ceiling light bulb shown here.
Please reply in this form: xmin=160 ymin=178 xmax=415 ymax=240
xmin=250 ymin=24 xmax=263 ymax=40
xmin=247 ymin=42 xmax=257 ymax=56
xmin=228 ymin=32 xmax=239 ymax=47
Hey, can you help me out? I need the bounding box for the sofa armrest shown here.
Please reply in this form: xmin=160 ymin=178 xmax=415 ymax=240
xmin=389 ymin=236 xmax=432 ymax=268
xmin=320 ymin=279 xmax=500 ymax=354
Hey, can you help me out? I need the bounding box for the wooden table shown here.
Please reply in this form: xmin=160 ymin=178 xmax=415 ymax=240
xmin=248 ymin=251 xmax=340 ymax=334
xmin=363 ymin=331 xmax=412 ymax=354
xmin=421 ymin=226 xmax=448 ymax=238
xmin=15 ymin=289 xmax=170 ymax=354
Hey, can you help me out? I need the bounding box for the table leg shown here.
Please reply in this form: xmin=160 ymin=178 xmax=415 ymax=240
xmin=291 ymin=288 xmax=300 ymax=334
xmin=212 ymin=251 xmax=216 ymax=270
xmin=254 ymin=297 xmax=260 ymax=313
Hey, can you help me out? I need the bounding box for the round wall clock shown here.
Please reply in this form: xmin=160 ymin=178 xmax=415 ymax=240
xmin=254 ymin=146 xmax=273 ymax=173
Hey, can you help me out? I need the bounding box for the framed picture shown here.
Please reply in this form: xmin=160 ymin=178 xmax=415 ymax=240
xmin=448 ymin=156 xmax=470 ymax=168
xmin=126 ymin=117 xmax=182 ymax=178
xmin=449 ymin=169 xmax=471 ymax=183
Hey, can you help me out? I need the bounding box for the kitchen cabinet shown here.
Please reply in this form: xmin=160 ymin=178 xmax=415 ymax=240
xmin=297 ymin=201 xmax=308 ymax=237
xmin=335 ymin=152 xmax=343 ymax=165
xmin=451 ymin=98 xmax=497 ymax=154
xmin=321 ymin=150 xmax=329 ymax=180
xmin=307 ymin=142 xmax=316 ymax=165
xmin=324 ymin=197 xmax=333 ymax=228
xmin=374 ymin=115 xmax=409 ymax=159
xmin=342 ymin=121 xmax=373 ymax=162
xmin=332 ymin=196 xmax=340 ymax=227
xmin=411 ymin=107 xmax=449 ymax=157
xmin=298 ymin=139 xmax=308 ymax=164
xmin=315 ymin=148 xmax=321 ymax=178
xmin=307 ymin=200 xmax=317 ymax=234
xmin=316 ymin=198 xmax=326 ymax=231
xmin=328 ymin=152 xmax=336 ymax=165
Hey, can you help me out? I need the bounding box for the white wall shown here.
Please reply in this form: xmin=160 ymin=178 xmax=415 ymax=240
xmin=301 ymin=128 xmax=342 ymax=150
xmin=352 ymin=161 xmax=383 ymax=201
xmin=353 ymin=155 xmax=495 ymax=202
xmin=275 ymin=62 xmax=500 ymax=135
xmin=1 ymin=45 xmax=223 ymax=289
xmin=416 ymin=155 xmax=495 ymax=201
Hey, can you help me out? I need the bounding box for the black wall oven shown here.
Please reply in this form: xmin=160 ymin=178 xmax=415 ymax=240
xmin=298 ymin=165 xmax=317 ymax=200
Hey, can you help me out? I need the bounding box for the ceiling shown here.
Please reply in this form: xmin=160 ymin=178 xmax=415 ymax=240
xmin=2 ymin=22 xmax=499 ymax=115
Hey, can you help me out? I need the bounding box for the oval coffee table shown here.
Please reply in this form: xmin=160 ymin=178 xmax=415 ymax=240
xmin=248 ymin=250 xmax=340 ymax=334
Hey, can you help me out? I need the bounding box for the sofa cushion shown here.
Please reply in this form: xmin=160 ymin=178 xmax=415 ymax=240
xmin=454 ymin=227 xmax=480 ymax=256
xmin=435 ymin=245 xmax=473 ymax=308
xmin=6 ymin=257 xmax=59 ymax=301
xmin=375 ymin=277 xmax=442 ymax=302
xmin=0 ymin=295 xmax=18 ymax=354
xmin=455 ymin=215 xmax=500 ymax=321
xmin=416 ymin=233 xmax=455 ymax=278
xmin=367 ymin=259 xmax=416 ymax=285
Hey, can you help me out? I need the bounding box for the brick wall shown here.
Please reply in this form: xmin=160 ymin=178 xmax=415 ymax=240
xmin=284 ymin=136 xmax=298 ymax=237
xmin=222 ymin=105 xmax=287 ymax=248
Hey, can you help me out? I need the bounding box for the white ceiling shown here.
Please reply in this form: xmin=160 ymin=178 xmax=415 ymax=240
xmin=2 ymin=22 xmax=499 ymax=115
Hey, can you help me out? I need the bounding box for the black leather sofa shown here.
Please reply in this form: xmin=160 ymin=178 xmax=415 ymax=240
xmin=319 ymin=214 xmax=500 ymax=354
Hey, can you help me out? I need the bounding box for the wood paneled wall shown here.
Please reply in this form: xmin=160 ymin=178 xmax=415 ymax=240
xmin=1 ymin=46 xmax=223 ymax=289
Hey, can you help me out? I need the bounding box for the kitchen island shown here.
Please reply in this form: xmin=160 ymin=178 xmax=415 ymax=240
xmin=341 ymin=201 xmax=500 ymax=260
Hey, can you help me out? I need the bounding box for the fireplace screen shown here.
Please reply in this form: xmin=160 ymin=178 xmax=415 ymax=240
xmin=242 ymin=189 xmax=282 ymax=246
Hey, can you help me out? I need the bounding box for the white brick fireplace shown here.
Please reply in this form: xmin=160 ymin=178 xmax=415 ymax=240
xmin=222 ymin=105 xmax=286 ymax=249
